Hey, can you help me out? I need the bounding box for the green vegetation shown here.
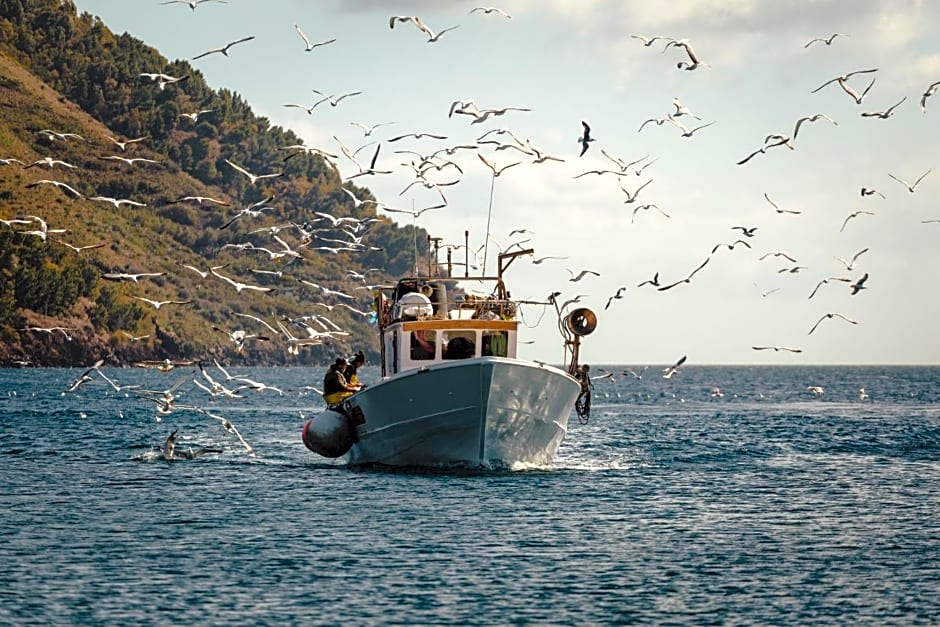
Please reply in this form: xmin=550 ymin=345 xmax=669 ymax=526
xmin=0 ymin=0 xmax=425 ymax=366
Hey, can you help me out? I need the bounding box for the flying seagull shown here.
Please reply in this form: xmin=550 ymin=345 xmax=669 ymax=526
xmin=605 ymin=287 xmax=627 ymax=310
xmin=807 ymin=276 xmax=851 ymax=300
xmin=888 ymin=169 xmax=931 ymax=193
xmin=105 ymin=135 xmax=149 ymax=151
xmin=662 ymin=355 xmax=687 ymax=379
xmin=763 ymin=194 xmax=801 ymax=215
xmin=804 ymin=33 xmax=850 ymax=48
xmin=192 ymin=36 xmax=255 ymax=61
xmin=294 ymin=23 xmax=336 ymax=52
xmin=161 ymin=0 xmax=227 ymax=10
xmin=657 ymin=257 xmax=710 ymax=292
xmin=921 ymin=80 xmax=940 ymax=113
xmin=849 ymin=272 xmax=869 ymax=295
xmin=792 ymin=113 xmax=838 ymax=139
xmin=469 ymin=7 xmax=512 ymax=18
xmin=840 ymin=210 xmax=875 ymax=232
xmin=860 ymin=96 xmax=906 ymax=119
xmin=835 ymin=247 xmax=869 ymax=271
xmin=578 ymin=121 xmax=594 ymax=157
xmin=752 ymin=345 xmax=802 ymax=353
xmin=224 ymin=159 xmax=284 ymax=185
xmin=25 ymin=179 xmax=84 ymax=198
xmin=808 ymin=312 xmax=859 ymax=335
xmin=131 ymin=296 xmax=193 ymax=310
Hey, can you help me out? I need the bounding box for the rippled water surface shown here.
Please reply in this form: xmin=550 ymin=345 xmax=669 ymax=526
xmin=1 ymin=365 xmax=939 ymax=625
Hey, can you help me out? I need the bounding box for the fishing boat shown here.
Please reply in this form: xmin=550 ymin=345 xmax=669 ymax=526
xmin=301 ymin=242 xmax=597 ymax=468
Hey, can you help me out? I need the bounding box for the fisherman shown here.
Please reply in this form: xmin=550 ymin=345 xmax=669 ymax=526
xmin=344 ymin=350 xmax=366 ymax=387
xmin=323 ymin=357 xmax=360 ymax=406
xmin=574 ymin=364 xmax=593 ymax=420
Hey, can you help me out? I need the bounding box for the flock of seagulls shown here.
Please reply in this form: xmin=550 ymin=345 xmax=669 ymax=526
xmin=3 ymin=4 xmax=936 ymax=455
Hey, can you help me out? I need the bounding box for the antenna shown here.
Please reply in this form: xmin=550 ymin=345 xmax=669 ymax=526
xmin=481 ymin=168 xmax=496 ymax=275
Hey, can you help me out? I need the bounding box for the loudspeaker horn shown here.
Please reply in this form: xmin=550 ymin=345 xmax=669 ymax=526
xmin=564 ymin=308 xmax=597 ymax=337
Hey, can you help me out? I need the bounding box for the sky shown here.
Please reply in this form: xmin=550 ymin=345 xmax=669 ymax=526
xmin=69 ymin=0 xmax=940 ymax=365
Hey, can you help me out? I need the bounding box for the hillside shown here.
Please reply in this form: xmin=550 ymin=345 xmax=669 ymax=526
xmin=0 ymin=0 xmax=425 ymax=367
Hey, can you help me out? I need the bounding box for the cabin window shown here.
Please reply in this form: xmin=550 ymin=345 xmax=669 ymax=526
xmin=482 ymin=331 xmax=509 ymax=357
xmin=410 ymin=329 xmax=437 ymax=360
xmin=443 ymin=330 xmax=477 ymax=360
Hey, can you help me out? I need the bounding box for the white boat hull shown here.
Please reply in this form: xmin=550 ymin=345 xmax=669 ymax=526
xmin=341 ymin=357 xmax=579 ymax=467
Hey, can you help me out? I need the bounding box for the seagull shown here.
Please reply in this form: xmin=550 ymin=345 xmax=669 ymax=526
xmin=807 ymin=276 xmax=851 ymax=300
xmin=605 ymin=287 xmax=627 ymax=310
xmin=578 ymin=121 xmax=594 ymax=157
xmin=631 ymin=204 xmax=670 ymax=223
xmin=341 ymin=187 xmax=379 ymax=209
xmin=106 ymin=135 xmax=149 ymax=151
xmin=671 ymin=97 xmax=701 ymax=120
xmin=567 ymin=268 xmax=600 ymax=283
xmin=804 ymin=33 xmax=850 ymax=48
xmin=294 ymin=23 xmax=336 ymax=52
xmin=657 ymin=257 xmax=710 ymax=292
xmin=921 ymin=81 xmax=940 ymax=113
xmin=22 ymin=326 xmax=72 ymax=341
xmin=116 ymin=330 xmax=151 ymax=342
xmin=54 ymin=239 xmax=105 ymax=253
xmin=131 ymin=296 xmax=192 ymax=310
xmin=763 ymin=193 xmax=801 ymax=215
xmin=631 ymin=35 xmax=669 ymax=47
xmin=0 ymin=157 xmax=25 ymax=166
xmin=662 ymin=355 xmax=687 ymax=379
xmin=840 ymin=210 xmax=875 ymax=232
xmin=88 ymin=196 xmax=147 ymax=208
xmin=637 ymin=272 xmax=660 ymax=288
xmin=759 ymin=251 xmax=798 ymax=263
xmin=99 ymin=155 xmax=161 ymax=166
xmin=65 ymin=359 xmax=105 ymax=392
xmin=808 ymin=312 xmax=859 ymax=335
xmin=858 ymin=388 xmax=869 ymax=401
xmin=860 ymin=187 xmax=885 ymax=199
xmin=666 ymin=117 xmax=715 ymax=138
xmin=211 ymin=268 xmax=276 ymax=294
xmin=617 ymin=178 xmax=653 ymax=203
xmin=299 ymin=280 xmax=355 ymax=300
xmin=139 ymin=72 xmax=190 ymax=90
xmin=218 ymin=195 xmax=274 ymax=230
xmin=477 ymin=153 xmax=521 ymax=178
xmin=161 ymin=0 xmax=227 ymax=10
xmin=93 ymin=367 xmax=143 ymax=393
xmin=26 ymin=179 xmax=85 ymax=198
xmin=311 ymin=89 xmax=363 ymax=107
xmin=530 ymin=255 xmax=568 ymax=265
xmin=38 ymin=129 xmax=85 ymax=142
xmin=345 ymin=143 xmax=394 ymax=180
xmin=212 ymin=326 xmax=271 ymax=354
xmin=860 ymin=96 xmax=906 ymax=119
xmin=178 ymin=109 xmax=214 ymax=123
xmin=752 ymin=345 xmax=802 ymax=353
xmin=350 ymin=121 xmax=394 ymax=137
xmin=664 ymin=39 xmax=707 ymax=70
xmin=777 ymin=265 xmax=807 ymax=274
xmin=166 ymin=195 xmax=230 ymax=207
xmin=811 ymin=68 xmax=877 ymax=97
xmin=192 ymin=36 xmax=255 ymax=61
xmin=711 ymin=239 xmax=751 ymax=254
xmin=849 ymin=272 xmax=868 ymax=295
xmin=792 ymin=113 xmax=838 ymax=139
xmin=224 ymin=159 xmax=284 ymax=185
xmin=388 ymin=132 xmax=448 ymax=143
xmin=888 ymin=169 xmax=931 ymax=193
xmin=469 ymin=6 xmax=512 ymax=18
xmin=179 ymin=263 xmax=225 ymax=279
xmin=732 ymin=226 xmax=758 ymax=237
xmin=283 ymin=102 xmax=324 ymax=115
xmin=807 ymin=386 xmax=825 ymax=396
xmin=101 ymin=271 xmax=165 ymax=283
xmin=835 ymin=248 xmax=869 ymax=271
xmin=24 ymin=157 xmax=76 ymax=169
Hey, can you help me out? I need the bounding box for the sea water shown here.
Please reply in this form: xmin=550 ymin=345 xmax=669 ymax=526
xmin=1 ymin=365 xmax=938 ymax=625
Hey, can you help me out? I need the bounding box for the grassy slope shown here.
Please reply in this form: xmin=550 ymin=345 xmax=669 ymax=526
xmin=0 ymin=51 xmax=380 ymax=367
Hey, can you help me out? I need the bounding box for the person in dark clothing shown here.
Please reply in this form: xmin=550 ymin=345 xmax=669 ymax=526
xmin=323 ymin=357 xmax=359 ymax=405
xmin=344 ymin=351 xmax=366 ymax=387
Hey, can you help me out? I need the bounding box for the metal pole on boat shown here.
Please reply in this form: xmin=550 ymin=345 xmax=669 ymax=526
xmin=464 ymin=230 xmax=470 ymax=278
xmin=482 ymin=170 xmax=496 ymax=275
